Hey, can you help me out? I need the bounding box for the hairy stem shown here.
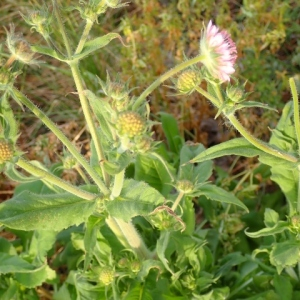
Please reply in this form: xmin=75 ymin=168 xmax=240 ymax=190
xmin=75 ymin=19 xmax=94 ymax=55
xmin=171 ymin=191 xmax=184 ymax=211
xmin=17 ymin=157 xmax=96 ymax=200
xmin=10 ymin=88 xmax=109 ymax=195
xmin=133 ymin=55 xmax=205 ymax=110
xmin=227 ymin=114 xmax=297 ymax=163
xmin=110 ymin=169 xmax=125 ymax=200
xmin=106 ymin=216 xmax=153 ymax=259
xmin=69 ymin=62 xmax=110 ymax=187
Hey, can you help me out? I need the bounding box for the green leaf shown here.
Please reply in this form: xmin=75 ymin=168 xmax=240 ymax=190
xmin=31 ymin=45 xmax=66 ymax=61
xmin=156 ymin=231 xmax=174 ymax=274
xmin=104 ymin=152 xmax=132 ymax=175
xmin=84 ymin=216 xmax=104 ymax=271
xmin=270 ymin=241 xmax=300 ymax=274
xmin=273 ymin=274 xmax=293 ymax=300
xmin=135 ymin=153 xmax=175 ymax=196
xmin=0 ymin=237 xmax=17 ymax=255
xmin=264 ymin=208 xmax=279 ymax=228
xmin=124 ymin=283 xmax=153 ymax=300
xmin=179 ymin=143 xmax=213 ymax=183
xmin=0 ymin=253 xmax=34 ymax=273
xmin=4 ymin=163 xmax=38 ymax=183
xmin=15 ymin=264 xmax=56 ymax=288
xmin=234 ymin=101 xmax=277 ymax=112
xmin=0 ymin=191 xmax=96 ymax=231
xmin=137 ymin=259 xmax=164 ymax=281
xmin=28 ymin=230 xmax=57 ymax=264
xmin=106 ymin=179 xmax=164 ymax=221
xmin=160 ymin=112 xmax=183 ymax=154
xmin=74 ymin=33 xmax=122 ymax=61
xmin=245 ymin=221 xmax=289 ymax=238
xmin=195 ymin=184 xmax=248 ymax=212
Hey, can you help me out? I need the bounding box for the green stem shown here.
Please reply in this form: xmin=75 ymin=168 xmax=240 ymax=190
xmin=17 ymin=157 xmax=95 ymax=200
xmin=110 ymin=169 xmax=125 ymax=200
xmin=74 ymin=165 xmax=91 ymax=185
xmin=10 ymin=88 xmax=109 ymax=195
xmin=53 ymin=0 xmax=72 ymax=58
xmin=195 ymin=86 xmax=219 ymax=107
xmin=69 ymin=62 xmax=110 ymax=187
xmin=150 ymin=152 xmax=175 ymax=182
xmin=105 ymin=216 xmax=153 ymax=259
xmin=227 ymin=114 xmax=298 ymax=163
xmin=133 ymin=55 xmax=205 ymax=110
xmin=289 ymin=78 xmax=300 ymax=157
xmin=171 ymin=191 xmax=184 ymax=211
xmin=75 ymin=19 xmax=94 ymax=55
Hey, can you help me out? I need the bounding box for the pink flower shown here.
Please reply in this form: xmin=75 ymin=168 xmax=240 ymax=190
xmin=200 ymin=20 xmax=237 ymax=82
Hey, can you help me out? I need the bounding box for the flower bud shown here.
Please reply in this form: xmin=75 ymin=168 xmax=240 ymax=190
xmin=176 ymin=179 xmax=194 ymax=194
xmin=131 ymin=260 xmax=141 ymax=273
xmin=135 ymin=136 xmax=153 ymax=153
xmin=6 ymin=26 xmax=37 ymax=65
xmin=117 ymin=257 xmax=129 ymax=269
xmin=63 ymin=155 xmax=77 ymax=170
xmin=116 ymin=111 xmax=145 ymax=138
xmin=226 ymin=86 xmax=244 ymax=103
xmin=99 ymin=266 xmax=114 ymax=286
xmin=176 ymin=70 xmax=202 ymax=94
xmin=0 ymin=139 xmax=14 ymax=164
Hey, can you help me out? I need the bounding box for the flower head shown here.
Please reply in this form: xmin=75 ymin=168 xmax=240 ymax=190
xmin=200 ymin=20 xmax=237 ymax=82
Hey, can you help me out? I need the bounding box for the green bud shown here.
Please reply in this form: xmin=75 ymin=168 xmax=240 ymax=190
xmin=116 ymin=111 xmax=145 ymax=138
xmin=181 ymin=272 xmax=196 ymax=290
xmin=0 ymin=139 xmax=14 ymax=164
xmin=131 ymin=260 xmax=141 ymax=273
xmin=117 ymin=257 xmax=129 ymax=269
xmin=226 ymin=86 xmax=244 ymax=103
xmin=99 ymin=266 xmax=114 ymax=286
xmin=176 ymin=70 xmax=202 ymax=94
xmin=176 ymin=179 xmax=194 ymax=194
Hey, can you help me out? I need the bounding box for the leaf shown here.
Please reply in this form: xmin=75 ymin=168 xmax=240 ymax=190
xmin=124 ymin=284 xmax=153 ymax=300
xmin=195 ymin=184 xmax=248 ymax=211
xmin=31 ymin=45 xmax=65 ymax=61
xmin=270 ymin=241 xmax=300 ymax=274
xmin=234 ymin=101 xmax=277 ymax=112
xmin=106 ymin=179 xmax=165 ymax=221
xmin=245 ymin=221 xmax=289 ymax=238
xmin=29 ymin=230 xmax=57 ymax=264
xmin=156 ymin=231 xmax=174 ymax=274
xmin=0 ymin=191 xmax=96 ymax=231
xmin=0 ymin=253 xmax=34 ymax=273
xmin=179 ymin=143 xmax=213 ymax=183
xmin=15 ymin=264 xmax=56 ymax=288
xmin=74 ymin=33 xmax=122 ymax=61
xmin=160 ymin=112 xmax=183 ymax=154
xmin=4 ymin=163 xmax=38 ymax=183
xmin=264 ymin=208 xmax=279 ymax=228
xmin=135 ymin=153 xmax=175 ymax=196
xmin=273 ymin=274 xmax=293 ymax=300
xmin=137 ymin=259 xmax=164 ymax=281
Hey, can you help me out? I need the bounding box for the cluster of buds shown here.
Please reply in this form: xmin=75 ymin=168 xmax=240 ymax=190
xmin=0 ymin=138 xmax=14 ymax=165
xmin=5 ymin=25 xmax=37 ymax=65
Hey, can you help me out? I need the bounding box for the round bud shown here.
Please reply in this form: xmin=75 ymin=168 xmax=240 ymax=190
xmin=176 ymin=179 xmax=194 ymax=194
xmin=226 ymin=86 xmax=244 ymax=103
xmin=116 ymin=111 xmax=145 ymax=138
xmin=131 ymin=260 xmax=141 ymax=273
xmin=0 ymin=139 xmax=14 ymax=164
xmin=176 ymin=70 xmax=202 ymax=94
xmin=99 ymin=266 xmax=114 ymax=286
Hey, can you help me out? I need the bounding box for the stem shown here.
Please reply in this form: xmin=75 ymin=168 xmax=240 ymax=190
xmin=133 ymin=55 xmax=205 ymax=110
xmin=53 ymin=0 xmax=72 ymax=58
xmin=105 ymin=216 xmax=153 ymax=259
xmin=110 ymin=169 xmax=125 ymax=200
xmin=150 ymin=152 xmax=175 ymax=182
xmin=69 ymin=62 xmax=110 ymax=187
xmin=171 ymin=191 xmax=184 ymax=211
xmin=75 ymin=19 xmax=94 ymax=55
xmin=227 ymin=114 xmax=298 ymax=163
xmin=74 ymin=165 xmax=91 ymax=185
xmin=195 ymin=86 xmax=220 ymax=107
xmin=17 ymin=157 xmax=95 ymax=200
xmin=10 ymin=87 xmax=109 ymax=195
xmin=289 ymin=77 xmax=300 ymax=156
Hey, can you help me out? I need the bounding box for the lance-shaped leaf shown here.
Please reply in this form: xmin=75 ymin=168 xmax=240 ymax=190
xmin=73 ymin=33 xmax=122 ymax=61
xmin=234 ymin=101 xmax=277 ymax=112
xmin=245 ymin=221 xmax=290 ymax=238
xmin=194 ymin=184 xmax=248 ymax=212
xmin=31 ymin=45 xmax=66 ymax=61
xmin=106 ymin=179 xmax=165 ymax=221
xmin=0 ymin=191 xmax=96 ymax=231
